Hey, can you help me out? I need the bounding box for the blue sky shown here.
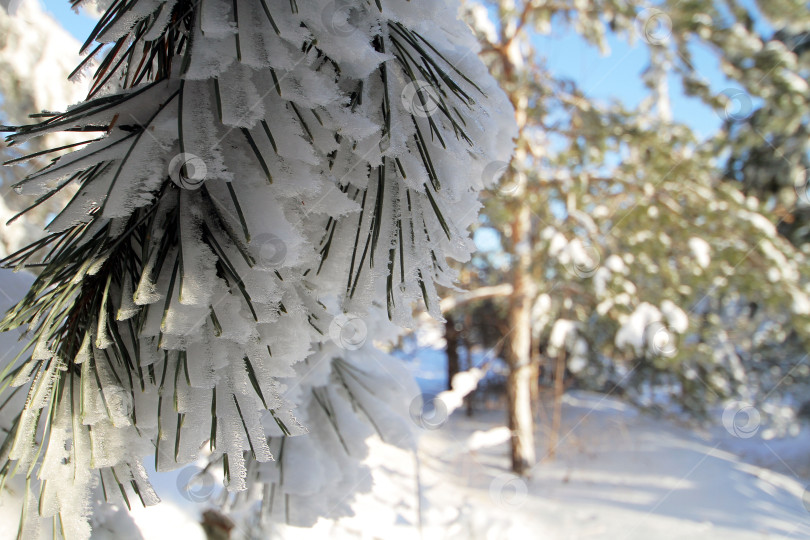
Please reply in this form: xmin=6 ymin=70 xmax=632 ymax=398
xmin=535 ymin=30 xmax=727 ymax=138
xmin=42 ymin=0 xmax=97 ymax=40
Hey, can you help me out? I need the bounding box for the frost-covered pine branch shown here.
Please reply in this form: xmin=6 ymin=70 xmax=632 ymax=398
xmin=0 ymin=0 xmax=515 ymax=537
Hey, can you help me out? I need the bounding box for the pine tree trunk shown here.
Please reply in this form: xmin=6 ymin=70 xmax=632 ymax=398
xmin=529 ymin=336 xmax=541 ymax=412
xmin=445 ymin=313 xmax=460 ymax=392
xmin=506 ymin=196 xmax=536 ymax=476
xmin=201 ymin=510 xmax=234 ymax=540
xmin=548 ymin=348 xmax=566 ymax=461
xmin=462 ymin=312 xmax=475 ymax=417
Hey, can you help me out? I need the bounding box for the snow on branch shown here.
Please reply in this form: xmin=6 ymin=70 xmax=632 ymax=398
xmin=0 ymin=0 xmax=515 ymax=536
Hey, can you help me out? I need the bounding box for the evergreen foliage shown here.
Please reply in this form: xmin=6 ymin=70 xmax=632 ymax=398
xmin=464 ymin=0 xmax=810 ymax=422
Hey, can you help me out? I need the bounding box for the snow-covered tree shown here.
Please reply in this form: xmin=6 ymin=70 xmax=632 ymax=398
xmin=460 ymin=0 xmax=810 ymax=468
xmin=0 ymin=0 xmax=514 ymax=536
xmin=0 ymin=1 xmax=90 ymax=255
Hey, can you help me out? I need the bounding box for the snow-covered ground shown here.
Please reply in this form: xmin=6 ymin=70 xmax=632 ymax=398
xmin=265 ymin=348 xmax=810 ymax=540
xmin=409 ymin=392 xmax=810 ymax=539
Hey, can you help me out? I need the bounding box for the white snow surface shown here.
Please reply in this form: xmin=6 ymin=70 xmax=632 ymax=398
xmin=549 ymin=319 xmax=577 ymax=352
xmin=615 ymin=302 xmax=663 ymax=352
xmin=257 ymin=389 xmax=810 ymax=540
xmin=245 ymin=340 xmax=810 ymax=539
xmin=660 ymin=299 xmax=689 ymax=333
xmin=688 ymin=236 xmax=712 ymax=269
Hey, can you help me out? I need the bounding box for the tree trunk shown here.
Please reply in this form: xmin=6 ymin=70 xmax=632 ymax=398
xmin=491 ymin=21 xmax=536 ymax=477
xmin=201 ymin=509 xmax=234 ymax=540
xmin=462 ymin=312 xmax=475 ymax=417
xmin=445 ymin=313 xmax=460 ymax=392
xmin=548 ymin=348 xmax=566 ymax=461
xmin=506 ymin=194 xmax=536 ymax=476
xmin=529 ymin=335 xmax=541 ymax=412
